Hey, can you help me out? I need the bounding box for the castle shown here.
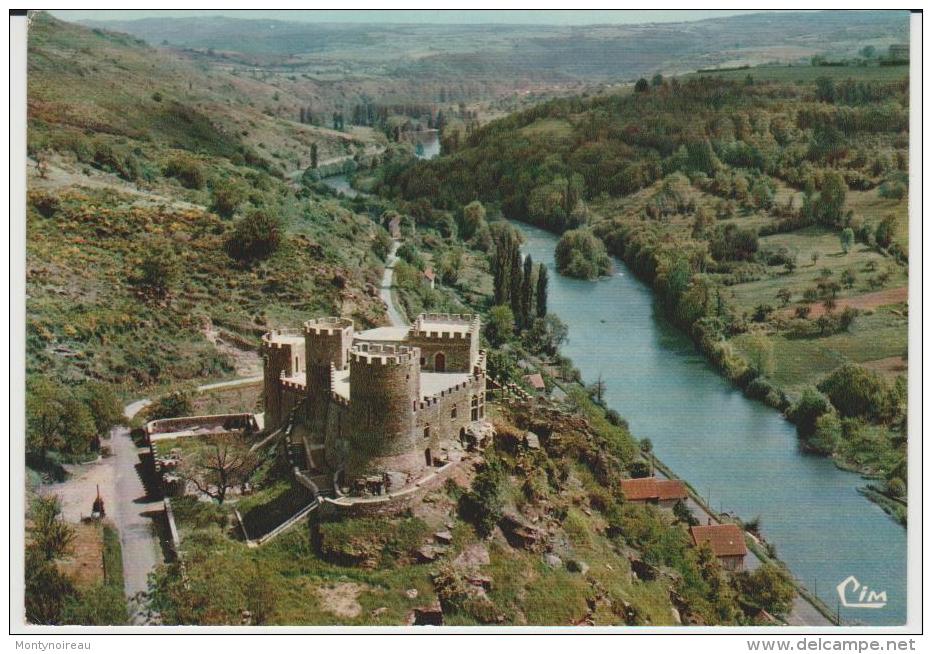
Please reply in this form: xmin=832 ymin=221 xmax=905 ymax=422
xmin=261 ymin=313 xmax=488 ymax=497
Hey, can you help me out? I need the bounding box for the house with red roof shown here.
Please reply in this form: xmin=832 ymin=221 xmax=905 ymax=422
xmin=690 ymin=523 xmax=748 ymax=571
xmin=620 ymin=476 xmax=688 ymax=508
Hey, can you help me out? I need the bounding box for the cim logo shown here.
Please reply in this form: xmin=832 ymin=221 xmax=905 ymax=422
xmin=836 ymin=575 xmax=888 ymax=609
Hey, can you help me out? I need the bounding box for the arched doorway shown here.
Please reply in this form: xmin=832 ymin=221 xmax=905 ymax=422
xmin=434 ymin=352 xmax=446 ymax=372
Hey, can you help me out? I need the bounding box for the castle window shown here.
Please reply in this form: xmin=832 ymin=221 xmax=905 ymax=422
xmin=424 ymin=426 xmax=430 ymax=439
xmin=451 ymin=405 xmax=457 ymax=419
xmin=420 ymin=357 xmax=426 ymax=366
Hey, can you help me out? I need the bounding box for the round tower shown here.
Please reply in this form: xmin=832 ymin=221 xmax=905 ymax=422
xmin=303 ymin=317 xmax=354 ymax=432
xmin=344 ymin=343 xmax=421 ymax=478
xmin=260 ymin=330 xmax=304 ymax=430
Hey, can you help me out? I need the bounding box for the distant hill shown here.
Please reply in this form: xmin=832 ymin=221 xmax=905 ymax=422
xmin=82 ymin=10 xmax=909 ymax=80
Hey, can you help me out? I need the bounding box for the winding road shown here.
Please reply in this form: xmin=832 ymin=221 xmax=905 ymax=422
xmin=380 ymin=240 xmax=406 ymax=327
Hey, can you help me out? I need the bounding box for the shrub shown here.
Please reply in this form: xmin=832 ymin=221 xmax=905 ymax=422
xmin=164 ymin=156 xmax=205 ymax=189
xmin=133 ymin=241 xmax=180 ymax=297
xmin=788 ymin=387 xmax=831 ymax=438
xmin=396 ymin=242 xmax=425 ymax=269
xmin=459 ymin=457 xmax=506 ymax=537
xmin=804 ymin=413 xmax=841 ymax=454
xmin=210 ymin=183 xmax=245 ymax=219
xmin=733 ymin=565 xmax=796 ymax=616
xmin=227 ymin=210 xmax=282 ymax=261
xmin=146 ymin=390 xmax=193 ymax=421
xmin=710 ymin=224 xmax=759 ymax=262
xmin=817 ymin=363 xmax=900 ymax=422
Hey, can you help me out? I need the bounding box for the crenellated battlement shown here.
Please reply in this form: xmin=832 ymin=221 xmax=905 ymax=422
xmin=350 ymin=343 xmax=419 ymax=366
xmin=304 ymin=316 xmax=354 ymax=336
xmin=412 ymin=313 xmax=478 ymax=339
xmin=261 ymin=329 xmax=304 ymax=350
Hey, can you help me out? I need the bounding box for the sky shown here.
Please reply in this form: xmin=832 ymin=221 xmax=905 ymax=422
xmin=50 ymin=9 xmax=766 ymax=26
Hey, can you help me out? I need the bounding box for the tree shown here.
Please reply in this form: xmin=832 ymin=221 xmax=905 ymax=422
xmin=310 ymin=143 xmax=318 ymax=169
xmin=840 ymin=227 xmax=855 ymax=254
xmin=459 ymin=457 xmax=506 ymax=537
xmin=25 ymin=548 xmax=75 ymax=625
xmin=555 ymin=229 xmax=611 ymax=279
xmin=709 ymin=224 xmax=759 ymax=263
xmin=29 ymin=495 xmax=75 ymax=561
xmin=460 ymin=200 xmax=486 ymax=241
xmin=520 ymin=254 xmax=534 ymax=329
xmin=26 ymin=378 xmax=97 ymax=459
xmin=673 ymin=499 xmax=699 ymax=526
xmin=651 ymin=73 xmax=664 ymax=87
xmin=818 ymin=363 xmax=900 ymax=422
xmin=588 ymin=372 xmax=607 ymax=404
xmin=535 ymin=264 xmax=549 ymax=318
xmin=814 ymin=172 xmax=847 ymax=226
xmin=525 ymin=314 xmax=568 ymax=357
xmin=80 ymin=381 xmax=123 ymax=438
xmin=789 ymin=387 xmax=831 ymax=439
xmin=875 ymin=214 xmax=896 ymax=249
xmin=810 ymin=252 xmax=820 ymax=267
xmin=733 ymin=565 xmax=796 ymax=616
xmin=745 ymin=332 xmax=774 ymax=376
xmin=776 ymin=288 xmax=792 ymax=307
xmin=490 ymin=223 xmax=522 ymax=306
xmin=634 ymin=78 xmax=650 ymax=93
xmin=485 ymin=305 xmax=515 ymax=347
xmin=227 ymin=210 xmax=283 ymax=261
xmin=841 ymin=269 xmax=856 ymax=288
xmin=135 ymin=241 xmax=180 ymax=298
xmin=179 ymin=434 xmax=258 ymax=505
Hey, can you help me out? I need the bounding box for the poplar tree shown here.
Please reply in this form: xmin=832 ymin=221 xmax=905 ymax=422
xmin=520 ymin=254 xmax=534 ymax=329
xmin=536 ymin=263 xmax=549 ymax=318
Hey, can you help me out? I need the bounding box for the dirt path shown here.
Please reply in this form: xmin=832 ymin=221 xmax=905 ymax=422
xmin=380 ymin=240 xmax=407 ymax=327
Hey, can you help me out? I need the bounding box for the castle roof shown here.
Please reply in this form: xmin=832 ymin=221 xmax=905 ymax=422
xmin=355 ymin=326 xmax=410 ymax=343
xmin=690 ymin=524 xmax=748 ymax=558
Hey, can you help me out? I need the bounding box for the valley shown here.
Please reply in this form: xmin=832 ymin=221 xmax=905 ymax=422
xmin=22 ymin=9 xmax=911 ymax=630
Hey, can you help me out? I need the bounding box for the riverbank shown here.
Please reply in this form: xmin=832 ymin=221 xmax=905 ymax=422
xmin=527 ymin=215 xmax=907 ymax=520
xmin=514 ymin=220 xmax=906 ymax=626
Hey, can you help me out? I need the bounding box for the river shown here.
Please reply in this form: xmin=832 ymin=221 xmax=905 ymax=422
xmin=514 ymin=220 xmax=906 ymax=626
xmin=321 ymin=131 xmax=440 ymax=197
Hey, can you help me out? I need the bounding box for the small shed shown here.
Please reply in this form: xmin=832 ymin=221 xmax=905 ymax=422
xmin=523 ymin=373 xmax=546 ymax=394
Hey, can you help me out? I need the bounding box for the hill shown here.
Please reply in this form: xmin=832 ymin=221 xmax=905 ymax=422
xmin=26 ymin=10 xmax=391 ymax=393
xmin=379 ymin=66 xmax=909 ymax=507
xmin=79 ymin=11 xmax=909 ymax=111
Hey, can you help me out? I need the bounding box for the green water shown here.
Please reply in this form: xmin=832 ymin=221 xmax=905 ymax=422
xmin=515 ymin=220 xmax=907 ymax=626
